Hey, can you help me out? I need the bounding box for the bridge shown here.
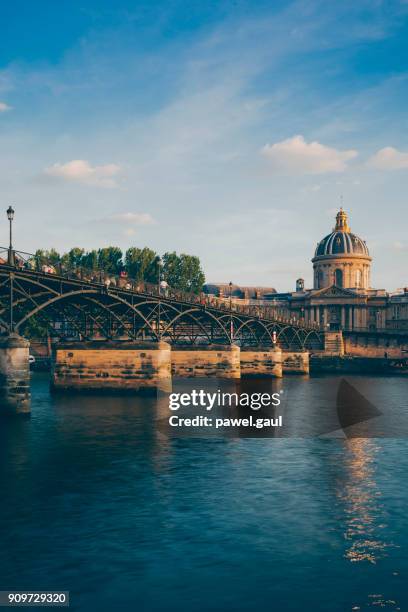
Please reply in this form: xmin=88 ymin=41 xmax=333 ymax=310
xmin=0 ymin=243 xmax=324 ymax=415
xmin=0 ymin=257 xmax=323 ymax=350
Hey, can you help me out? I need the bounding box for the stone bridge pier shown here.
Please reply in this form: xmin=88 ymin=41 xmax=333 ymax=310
xmin=240 ymin=346 xmax=282 ymax=378
xmin=171 ymin=344 xmax=241 ymax=379
xmin=0 ymin=334 xmax=31 ymax=415
xmin=52 ymin=340 xmax=172 ymax=394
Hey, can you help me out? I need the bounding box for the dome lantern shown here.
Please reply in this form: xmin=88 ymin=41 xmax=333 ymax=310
xmin=334 ymin=208 xmax=350 ymax=233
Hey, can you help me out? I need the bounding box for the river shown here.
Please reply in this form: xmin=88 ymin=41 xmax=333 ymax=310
xmin=0 ymin=373 xmax=407 ymax=611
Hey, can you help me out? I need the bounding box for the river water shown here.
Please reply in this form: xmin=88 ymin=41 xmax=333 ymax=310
xmin=0 ymin=373 xmax=407 ymax=611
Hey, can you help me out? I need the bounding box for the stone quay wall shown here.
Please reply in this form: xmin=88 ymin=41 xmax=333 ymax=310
xmin=343 ymin=331 xmax=408 ymax=358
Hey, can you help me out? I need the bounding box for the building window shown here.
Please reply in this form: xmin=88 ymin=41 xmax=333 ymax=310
xmin=355 ymin=269 xmax=361 ymax=288
xmin=335 ymin=269 xmax=343 ymax=288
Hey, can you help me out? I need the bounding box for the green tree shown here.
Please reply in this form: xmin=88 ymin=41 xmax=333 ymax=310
xmin=179 ymin=253 xmax=205 ymax=293
xmin=125 ymin=247 xmax=158 ymax=282
xmin=162 ymin=252 xmax=205 ymax=294
xmin=162 ymin=251 xmax=180 ymax=288
xmin=81 ymin=250 xmax=99 ymax=270
xmin=61 ymin=247 xmax=85 ymax=270
xmin=46 ymin=248 xmax=61 ymax=266
xmin=29 ymin=245 xmax=205 ymax=292
xmin=97 ymin=247 xmax=123 ymax=274
xmin=22 ymin=314 xmax=50 ymax=339
xmin=33 ymin=248 xmax=61 ymax=268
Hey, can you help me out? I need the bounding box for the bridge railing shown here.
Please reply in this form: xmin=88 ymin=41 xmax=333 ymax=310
xmin=0 ymin=247 xmax=322 ymax=331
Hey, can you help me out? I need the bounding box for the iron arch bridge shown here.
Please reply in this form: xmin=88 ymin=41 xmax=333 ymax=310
xmin=0 ymin=265 xmax=324 ymax=351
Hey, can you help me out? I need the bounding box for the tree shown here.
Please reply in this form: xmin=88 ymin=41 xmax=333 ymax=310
xmin=81 ymin=250 xmax=99 ymax=270
xmin=29 ymin=245 xmax=205 ymax=292
xmin=33 ymin=248 xmax=61 ymax=268
xmin=22 ymin=314 xmax=50 ymax=339
xmin=46 ymin=249 xmax=61 ymax=266
xmin=162 ymin=252 xmax=205 ymax=294
xmin=125 ymin=247 xmax=158 ymax=282
xmin=162 ymin=251 xmax=180 ymax=288
xmin=97 ymin=247 xmax=123 ymax=275
xmin=61 ymin=248 xmax=85 ymax=269
xmin=179 ymin=253 xmax=205 ymax=293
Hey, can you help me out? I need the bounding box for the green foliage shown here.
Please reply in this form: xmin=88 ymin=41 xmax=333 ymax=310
xmin=162 ymin=252 xmax=205 ymax=294
xmin=30 ymin=245 xmax=205 ymax=293
xmin=22 ymin=314 xmax=50 ymax=339
xmin=81 ymin=249 xmax=99 ymax=270
xmin=125 ymin=247 xmax=158 ymax=282
xmin=33 ymin=248 xmax=61 ymax=268
xmin=162 ymin=251 xmax=179 ymax=288
xmin=61 ymin=247 xmax=85 ymax=269
xmin=97 ymin=247 xmax=123 ymax=275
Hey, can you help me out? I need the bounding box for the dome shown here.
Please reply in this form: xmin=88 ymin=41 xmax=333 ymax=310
xmin=315 ymin=231 xmax=369 ymax=256
xmin=314 ymin=209 xmax=369 ymax=257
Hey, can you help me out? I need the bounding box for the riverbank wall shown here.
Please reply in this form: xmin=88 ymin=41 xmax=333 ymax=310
xmin=310 ymin=354 xmax=408 ymax=375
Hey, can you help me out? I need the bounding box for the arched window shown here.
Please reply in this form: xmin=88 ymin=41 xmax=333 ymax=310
xmin=355 ymin=269 xmax=362 ymax=288
xmin=335 ymin=268 xmax=343 ymax=288
xmin=318 ymin=270 xmax=324 ymax=288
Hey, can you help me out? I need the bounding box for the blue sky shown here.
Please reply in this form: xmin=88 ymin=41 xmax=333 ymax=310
xmin=0 ymin=0 xmax=408 ymax=290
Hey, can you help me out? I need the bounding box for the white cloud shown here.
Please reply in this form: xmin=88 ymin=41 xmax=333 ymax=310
xmin=261 ymin=135 xmax=358 ymax=174
xmin=110 ymin=212 xmax=155 ymax=225
xmin=44 ymin=159 xmax=121 ymax=188
xmin=367 ymin=146 xmax=408 ymax=170
xmin=99 ymin=212 xmax=156 ymax=238
xmin=0 ymin=102 xmax=12 ymax=112
xmin=124 ymin=228 xmax=137 ymax=237
xmin=393 ymin=241 xmax=407 ymax=251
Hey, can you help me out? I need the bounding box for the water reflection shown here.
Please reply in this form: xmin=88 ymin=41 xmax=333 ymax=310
xmin=337 ymin=439 xmax=390 ymax=564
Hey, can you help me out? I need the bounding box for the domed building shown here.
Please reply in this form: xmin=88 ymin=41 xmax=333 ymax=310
xmin=204 ymin=207 xmax=408 ymax=335
xmin=312 ymin=208 xmax=371 ymax=290
xmin=266 ymin=208 xmax=390 ymax=331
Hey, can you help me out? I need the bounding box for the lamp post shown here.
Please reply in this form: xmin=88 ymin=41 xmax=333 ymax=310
xmin=6 ymin=206 xmax=15 ymax=267
xmin=157 ymin=257 xmax=162 ymax=340
xmin=229 ymin=281 xmax=233 ymax=344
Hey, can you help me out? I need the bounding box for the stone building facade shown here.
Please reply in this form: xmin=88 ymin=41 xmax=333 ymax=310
xmin=268 ymin=209 xmax=406 ymax=331
xmin=203 ymin=283 xmax=277 ymax=304
xmin=205 ymin=208 xmax=408 ymax=332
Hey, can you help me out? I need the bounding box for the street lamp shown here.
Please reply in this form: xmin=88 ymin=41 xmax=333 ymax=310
xmin=229 ymin=281 xmax=233 ymax=343
xmin=157 ymin=257 xmax=162 ymax=296
xmin=157 ymin=257 xmax=162 ymax=340
xmin=6 ymin=206 xmax=15 ymax=266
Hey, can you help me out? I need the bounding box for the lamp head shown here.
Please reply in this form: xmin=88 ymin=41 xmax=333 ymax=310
xmin=7 ymin=206 xmax=14 ymax=221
